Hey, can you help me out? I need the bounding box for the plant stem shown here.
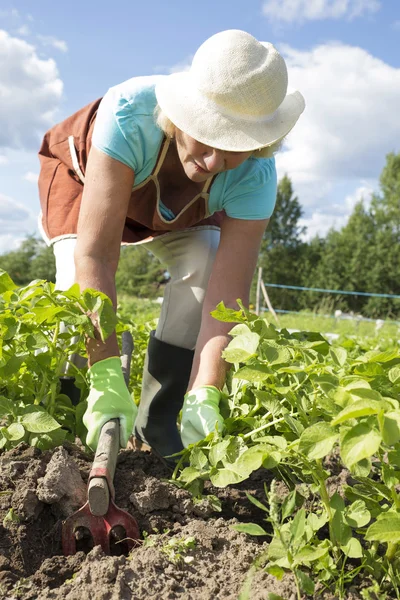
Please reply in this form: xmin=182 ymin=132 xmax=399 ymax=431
xmin=293 ymin=571 xmax=302 ymax=600
xmin=242 ymin=416 xmax=288 ymax=439
xmin=386 ymin=542 xmax=398 ymax=562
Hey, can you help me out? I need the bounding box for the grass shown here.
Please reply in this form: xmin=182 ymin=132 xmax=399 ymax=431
xmin=117 ymin=295 xmax=400 ymax=342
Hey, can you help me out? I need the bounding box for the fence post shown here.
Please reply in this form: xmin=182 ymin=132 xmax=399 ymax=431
xmin=261 ymin=280 xmax=280 ymax=326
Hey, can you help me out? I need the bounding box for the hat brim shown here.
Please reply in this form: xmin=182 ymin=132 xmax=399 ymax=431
xmin=155 ymin=72 xmax=305 ymax=152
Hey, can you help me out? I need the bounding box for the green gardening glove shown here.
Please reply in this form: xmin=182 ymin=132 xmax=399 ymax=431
xmin=180 ymin=385 xmax=224 ymax=447
xmin=83 ymin=356 xmax=137 ymax=451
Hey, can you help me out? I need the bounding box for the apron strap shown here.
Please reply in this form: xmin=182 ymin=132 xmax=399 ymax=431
xmin=68 ymin=136 xmax=86 ymax=184
xmin=153 ymin=137 xmax=170 ymax=177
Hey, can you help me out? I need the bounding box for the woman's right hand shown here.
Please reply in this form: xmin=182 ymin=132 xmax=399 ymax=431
xmin=83 ymin=356 xmax=137 ymax=450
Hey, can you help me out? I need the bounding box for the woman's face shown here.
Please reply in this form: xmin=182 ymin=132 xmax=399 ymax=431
xmin=175 ymin=128 xmax=252 ymax=182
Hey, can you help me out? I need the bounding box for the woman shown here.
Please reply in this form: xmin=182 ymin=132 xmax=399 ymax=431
xmin=38 ymin=29 xmax=305 ymax=458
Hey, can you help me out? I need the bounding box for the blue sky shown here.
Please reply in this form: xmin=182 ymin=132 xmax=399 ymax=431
xmin=0 ymin=0 xmax=399 ymax=251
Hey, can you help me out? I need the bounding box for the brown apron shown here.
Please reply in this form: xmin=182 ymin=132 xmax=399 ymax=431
xmin=38 ymin=99 xmax=223 ymax=245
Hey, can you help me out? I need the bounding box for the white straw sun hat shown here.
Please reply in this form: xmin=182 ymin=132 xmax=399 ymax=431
xmin=155 ymin=29 xmax=305 ymax=152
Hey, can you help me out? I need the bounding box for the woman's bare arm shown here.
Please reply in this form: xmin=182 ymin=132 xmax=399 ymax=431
xmin=75 ymin=146 xmax=135 ymax=365
xmin=188 ymin=215 xmax=269 ymax=390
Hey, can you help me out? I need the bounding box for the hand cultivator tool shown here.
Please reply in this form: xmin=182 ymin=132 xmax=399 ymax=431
xmin=62 ymin=332 xmax=140 ymax=556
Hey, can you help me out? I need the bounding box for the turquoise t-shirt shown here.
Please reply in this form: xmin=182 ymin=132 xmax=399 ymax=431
xmin=92 ymin=75 xmax=277 ymax=221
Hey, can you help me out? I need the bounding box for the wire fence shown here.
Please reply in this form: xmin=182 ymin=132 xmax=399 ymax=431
xmin=255 ymin=269 xmax=400 ymax=327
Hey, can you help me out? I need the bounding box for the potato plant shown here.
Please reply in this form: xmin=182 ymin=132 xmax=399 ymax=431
xmin=174 ymin=301 xmax=400 ymax=598
xmin=0 ymin=270 xmax=119 ymax=451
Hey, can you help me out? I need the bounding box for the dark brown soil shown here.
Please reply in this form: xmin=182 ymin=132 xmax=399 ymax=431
xmin=0 ymin=442 xmax=369 ymax=600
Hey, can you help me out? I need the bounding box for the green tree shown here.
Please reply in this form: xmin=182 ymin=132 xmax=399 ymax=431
xmin=116 ymin=245 xmax=168 ymax=298
xmin=307 ymin=152 xmax=400 ymax=318
xmin=257 ymin=175 xmax=307 ymax=311
xmin=262 ymin=174 xmax=306 ymax=250
xmin=0 ymin=236 xmax=56 ymax=285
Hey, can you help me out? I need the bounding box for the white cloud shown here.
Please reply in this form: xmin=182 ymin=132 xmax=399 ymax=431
xmin=0 ymin=9 xmax=20 ymax=19
xmin=275 ymin=42 xmax=400 ymax=209
xmin=16 ymin=24 xmax=30 ymax=36
xmin=153 ymin=55 xmax=192 ymax=74
xmin=169 ymin=56 xmax=192 ymax=73
xmin=0 ymin=29 xmax=63 ymax=151
xmin=37 ymin=34 xmax=68 ymax=53
xmin=298 ymin=183 xmax=375 ymax=240
xmin=0 ymin=155 xmax=8 ymax=165
xmin=0 ymin=193 xmax=37 ymax=253
xmin=263 ymin=0 xmax=381 ymax=23
xmin=392 ymin=20 xmax=400 ymax=31
xmin=299 ymin=211 xmax=347 ymax=240
xmin=23 ymin=171 xmax=39 ymax=183
xmin=344 ymin=184 xmax=374 ymax=212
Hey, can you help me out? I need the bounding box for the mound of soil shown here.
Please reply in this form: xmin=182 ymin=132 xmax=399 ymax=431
xmin=0 ymin=442 xmax=362 ymax=599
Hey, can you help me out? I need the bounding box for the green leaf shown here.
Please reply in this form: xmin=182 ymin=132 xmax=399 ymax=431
xmin=0 ymin=270 xmax=16 ymax=293
xmin=340 ymin=423 xmax=382 ymax=468
xmin=281 ymin=490 xmax=298 ymax=521
xmin=231 ymin=523 xmax=267 ymax=536
xmin=347 ymin=387 xmax=383 ymax=403
xmin=283 ymin=415 xmax=304 ymax=436
xmin=341 ymin=537 xmax=363 ymax=558
xmin=233 ymin=445 xmax=270 ymax=475
xmin=295 ymin=569 xmax=315 ymax=594
xmin=298 ymin=422 xmax=338 ymax=460
xmin=388 ymin=367 xmax=400 ymax=384
xmin=20 ymin=410 xmax=61 ymax=433
xmin=209 ymin=467 xmax=244 ymax=487
xmin=210 ymin=301 xmax=246 ymax=323
xmin=229 ymin=324 xmax=253 ymax=337
xmin=381 ymin=464 xmax=399 ymax=488
xmin=179 ymin=467 xmax=202 ymax=485
xmin=266 ymin=568 xmax=285 ymax=582
xmin=3 ymin=507 xmax=20 ymax=526
xmin=82 ymin=289 xmax=118 ymax=342
xmin=350 ymin=458 xmax=372 ymax=477
xmin=331 ymin=398 xmax=387 ymax=426
xmin=388 ymin=448 xmax=400 ymax=467
xmin=6 ymin=423 xmax=25 ymax=441
xmin=307 ymin=513 xmax=328 ymax=533
xmin=293 ymin=542 xmax=330 ymax=565
xmin=330 ymin=493 xmax=352 ymax=547
xmin=363 ymin=349 xmax=399 ymax=364
xmin=222 ymin=332 xmax=260 ymax=363
xmin=209 ymin=439 xmax=231 ymax=467
xmin=382 ymin=411 xmax=400 ymax=445
xmin=190 ymin=447 xmax=209 ymax=471
xmin=29 ymin=428 xmax=67 ymax=451
xmin=245 ymin=492 xmax=268 ymax=513
xmin=344 ymin=500 xmax=371 ymax=528
xmin=234 ymin=364 xmax=271 ymax=382
xmin=330 ymin=347 xmax=347 ymax=367
xmin=255 ymin=435 xmax=287 ymax=450
xmin=366 ymin=514 xmax=400 ymax=543
xmin=0 ymin=396 xmax=14 ymax=417
xmin=290 ymin=508 xmax=306 ymax=545
xmin=261 ymin=343 xmax=291 ymax=365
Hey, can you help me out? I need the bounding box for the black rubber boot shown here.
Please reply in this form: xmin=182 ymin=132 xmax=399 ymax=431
xmin=59 ymin=376 xmax=82 ymax=406
xmin=134 ymin=331 xmax=194 ymax=461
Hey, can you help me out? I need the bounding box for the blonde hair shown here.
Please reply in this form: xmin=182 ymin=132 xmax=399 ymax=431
xmin=154 ymin=105 xmax=284 ymax=158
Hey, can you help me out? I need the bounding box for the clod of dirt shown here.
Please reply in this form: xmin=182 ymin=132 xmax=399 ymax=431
xmin=129 ymin=469 xmax=172 ymax=514
xmin=36 ymin=447 xmax=87 ymax=517
xmin=12 ymin=487 xmax=44 ymax=521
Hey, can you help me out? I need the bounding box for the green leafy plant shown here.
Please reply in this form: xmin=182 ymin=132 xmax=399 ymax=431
xmin=0 ymin=270 xmax=121 ymax=451
xmin=173 ymin=300 xmax=400 ymax=597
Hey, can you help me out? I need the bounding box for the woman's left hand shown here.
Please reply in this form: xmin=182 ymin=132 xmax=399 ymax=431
xmin=180 ymin=385 xmax=224 ymax=447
